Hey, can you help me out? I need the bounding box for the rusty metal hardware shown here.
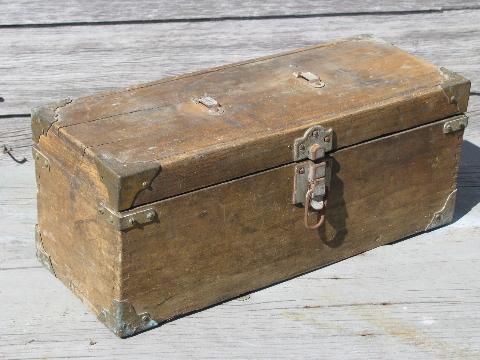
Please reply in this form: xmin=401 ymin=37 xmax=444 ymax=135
xmin=293 ymin=125 xmax=333 ymax=229
xmin=2 ymin=144 xmax=27 ymax=164
xmin=443 ymin=114 xmax=468 ymax=134
xmin=293 ymin=71 xmax=325 ymax=88
xmin=293 ymin=159 xmax=331 ymax=229
xmin=304 ymin=186 xmax=327 ymax=229
xmin=194 ymin=96 xmax=224 ymax=114
xmin=293 ymin=125 xmax=333 ymax=162
xmin=98 ymin=203 xmax=157 ymax=231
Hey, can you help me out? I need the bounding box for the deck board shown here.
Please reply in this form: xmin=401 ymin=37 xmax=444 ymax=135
xmin=1 ymin=0 xmax=479 ymax=25
xmin=0 ymin=2 xmax=479 ymax=358
xmin=1 ymin=9 xmax=480 ymax=115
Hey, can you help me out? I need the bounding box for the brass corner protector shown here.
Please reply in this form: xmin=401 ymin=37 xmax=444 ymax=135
xmin=439 ymin=68 xmax=471 ymax=113
xmin=425 ymin=189 xmax=457 ymax=231
xmin=94 ymin=155 xmax=161 ymax=211
xmin=35 ymin=225 xmax=56 ymax=276
xmin=98 ymin=300 xmax=158 ymax=338
xmin=31 ymin=98 xmax=72 ymax=143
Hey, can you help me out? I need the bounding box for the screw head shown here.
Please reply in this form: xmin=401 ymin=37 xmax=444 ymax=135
xmin=128 ymin=218 xmax=136 ymax=225
xmin=324 ymin=135 xmax=331 ymax=143
xmin=145 ymin=211 xmax=155 ymax=221
xmin=298 ymin=167 xmax=305 ymax=174
xmin=446 ymin=124 xmax=453 ymax=132
xmin=299 ymin=144 xmax=306 ymax=151
xmin=142 ymin=181 xmax=148 ymax=188
xmin=141 ymin=314 xmax=150 ymax=323
xmin=312 ymin=130 xmax=319 ymax=138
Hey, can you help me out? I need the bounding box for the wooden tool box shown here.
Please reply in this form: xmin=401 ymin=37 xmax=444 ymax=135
xmin=31 ymin=35 xmax=470 ymax=337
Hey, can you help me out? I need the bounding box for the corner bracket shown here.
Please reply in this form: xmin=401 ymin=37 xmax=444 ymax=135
xmin=32 ymin=146 xmax=50 ymax=171
xmin=31 ymin=98 xmax=72 ymax=143
xmin=35 ymin=225 xmax=56 ymax=276
xmin=98 ymin=300 xmax=158 ymax=338
xmin=439 ymin=68 xmax=471 ymax=113
xmin=425 ymin=189 xmax=457 ymax=231
xmin=94 ymin=155 xmax=160 ymax=211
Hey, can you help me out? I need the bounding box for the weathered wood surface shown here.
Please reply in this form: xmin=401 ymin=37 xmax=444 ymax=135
xmin=50 ymin=38 xmax=467 ymax=210
xmin=1 ymin=1 xmax=480 ymax=358
xmin=1 ymin=1 xmax=479 ymax=25
xmin=1 ymin=9 xmax=480 ymax=115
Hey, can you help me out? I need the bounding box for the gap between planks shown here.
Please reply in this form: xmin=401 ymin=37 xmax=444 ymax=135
xmin=1 ymin=0 xmax=480 ymax=26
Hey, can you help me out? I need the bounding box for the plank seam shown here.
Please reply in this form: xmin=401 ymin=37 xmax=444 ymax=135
xmin=1 ymin=6 xmax=480 ymax=29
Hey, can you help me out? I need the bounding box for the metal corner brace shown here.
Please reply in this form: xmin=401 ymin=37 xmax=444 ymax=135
xmin=292 ymin=125 xmax=333 ymax=229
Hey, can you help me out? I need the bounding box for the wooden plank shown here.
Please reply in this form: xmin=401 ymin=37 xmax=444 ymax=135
xmin=1 ymin=1 xmax=479 ymax=25
xmin=1 ymin=9 xmax=479 ymax=115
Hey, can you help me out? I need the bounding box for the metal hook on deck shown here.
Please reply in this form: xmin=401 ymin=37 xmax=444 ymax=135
xmin=2 ymin=145 xmax=27 ymax=164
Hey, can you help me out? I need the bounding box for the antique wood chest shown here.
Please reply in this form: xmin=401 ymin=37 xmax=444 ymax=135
xmin=32 ymin=36 xmax=470 ymax=337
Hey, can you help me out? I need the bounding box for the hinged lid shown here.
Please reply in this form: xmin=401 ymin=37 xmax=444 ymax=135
xmin=32 ymin=35 xmax=470 ymax=211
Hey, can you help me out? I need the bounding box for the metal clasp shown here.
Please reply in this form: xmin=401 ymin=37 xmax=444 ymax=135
xmin=292 ymin=125 xmax=333 ymax=229
xmin=293 ymin=160 xmax=330 ymax=229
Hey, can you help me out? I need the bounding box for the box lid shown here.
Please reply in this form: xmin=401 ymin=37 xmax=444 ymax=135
xmin=32 ymin=35 xmax=470 ymax=211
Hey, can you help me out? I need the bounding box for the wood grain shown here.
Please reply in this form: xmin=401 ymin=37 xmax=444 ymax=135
xmin=53 ymin=38 xmax=466 ymax=210
xmin=1 ymin=9 xmax=479 ymax=115
xmin=118 ymin=118 xmax=463 ymax=331
xmin=1 ymin=0 xmax=479 ymax=25
xmin=1 ymin=1 xmax=480 ymax=357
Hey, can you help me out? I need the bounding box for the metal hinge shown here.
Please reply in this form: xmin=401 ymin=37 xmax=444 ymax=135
xmin=443 ymin=115 xmax=468 ymax=134
xmin=98 ymin=204 xmax=157 ymax=231
xmin=292 ymin=125 xmax=333 ymax=229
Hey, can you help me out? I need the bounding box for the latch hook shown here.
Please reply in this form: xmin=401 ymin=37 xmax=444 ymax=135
xmin=304 ymin=184 xmax=327 ymax=229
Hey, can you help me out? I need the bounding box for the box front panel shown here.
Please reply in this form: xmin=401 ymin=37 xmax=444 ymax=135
xmin=117 ymin=116 xmax=463 ymax=334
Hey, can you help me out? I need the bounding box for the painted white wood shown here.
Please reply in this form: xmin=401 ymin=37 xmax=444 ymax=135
xmin=0 ymin=9 xmax=479 ymax=115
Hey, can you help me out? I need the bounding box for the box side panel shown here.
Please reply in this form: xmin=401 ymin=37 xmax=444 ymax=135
xmin=119 ymin=116 xmax=464 ymax=333
xmin=34 ymin=135 xmax=122 ymax=324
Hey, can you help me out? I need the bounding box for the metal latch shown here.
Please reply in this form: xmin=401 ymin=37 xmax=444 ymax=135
xmin=293 ymin=71 xmax=325 ymax=88
xmin=194 ymin=96 xmax=224 ymax=114
xmin=292 ymin=125 xmax=333 ymax=229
